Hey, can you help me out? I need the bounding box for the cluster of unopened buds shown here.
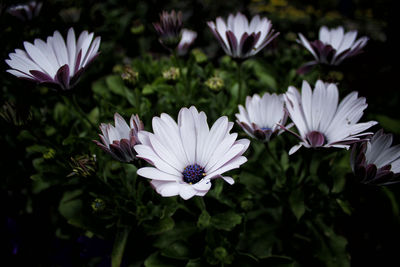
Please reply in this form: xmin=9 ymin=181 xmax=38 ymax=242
xmin=4 ymin=5 xmax=399 ymax=200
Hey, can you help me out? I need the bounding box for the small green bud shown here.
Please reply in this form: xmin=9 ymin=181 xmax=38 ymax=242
xmin=205 ymin=76 xmax=224 ymax=91
xmin=43 ymin=148 xmax=56 ymax=159
xmin=162 ymin=67 xmax=180 ymax=80
xmin=121 ymin=65 xmax=139 ymax=85
xmin=91 ymin=198 xmax=105 ymax=212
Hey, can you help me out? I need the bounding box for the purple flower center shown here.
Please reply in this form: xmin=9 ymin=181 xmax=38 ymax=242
xmin=183 ymin=164 xmax=205 ymax=184
xmin=260 ymin=127 xmax=272 ymax=131
xmin=306 ymin=131 xmax=326 ymax=147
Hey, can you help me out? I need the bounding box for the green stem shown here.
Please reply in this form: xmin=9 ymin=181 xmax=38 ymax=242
xmin=237 ymin=61 xmax=243 ymax=105
xmin=111 ymin=226 xmax=131 ymax=267
xmin=264 ymin=142 xmax=283 ymax=172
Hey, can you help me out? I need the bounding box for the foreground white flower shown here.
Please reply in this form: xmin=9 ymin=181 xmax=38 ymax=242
xmin=236 ymin=93 xmax=289 ymax=142
xmin=135 ymin=106 xmax=250 ymax=200
xmin=94 ymin=113 xmax=143 ymax=163
xmin=284 ymin=80 xmax=377 ymax=155
xmin=207 ymin=12 xmax=279 ymax=59
xmin=297 ymin=26 xmax=368 ymax=73
xmin=5 ymin=28 xmax=101 ymax=90
xmin=351 ymin=130 xmax=400 ymax=185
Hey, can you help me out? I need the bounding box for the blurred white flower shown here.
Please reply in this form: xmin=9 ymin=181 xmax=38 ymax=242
xmin=207 ymin=12 xmax=279 ymax=58
xmin=7 ymin=1 xmax=42 ymax=21
xmin=351 ymin=129 xmax=400 ymax=185
xmin=236 ymin=93 xmax=289 ymax=142
xmin=177 ymin=29 xmax=197 ymax=55
xmin=297 ymin=26 xmax=368 ymax=73
xmin=94 ymin=113 xmax=143 ymax=163
xmin=5 ymin=28 xmax=101 ymax=90
xmin=135 ymin=106 xmax=250 ymax=200
xmin=284 ymin=80 xmax=377 ymax=155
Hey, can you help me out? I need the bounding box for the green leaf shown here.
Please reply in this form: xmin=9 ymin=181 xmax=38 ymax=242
xmin=289 ymin=189 xmax=305 ymax=220
xmin=58 ymin=189 xmax=83 ymax=220
xmin=375 ymin=114 xmax=400 ymax=135
xmin=336 ymin=199 xmax=353 ymax=215
xmin=144 ymin=252 xmax=175 ymax=267
xmin=143 ymin=217 xmax=175 ymax=235
xmin=161 ymin=241 xmax=191 ymax=260
xmin=197 ymin=211 xmax=211 ymax=229
xmin=211 ymin=211 xmax=242 ymax=231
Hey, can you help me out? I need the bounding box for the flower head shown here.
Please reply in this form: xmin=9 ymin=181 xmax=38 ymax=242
xmin=5 ymin=28 xmax=101 ymax=90
xmin=177 ymin=29 xmax=197 ymax=55
xmin=7 ymin=1 xmax=42 ymax=21
xmin=351 ymin=130 xmax=400 ymax=185
xmin=94 ymin=113 xmax=143 ymax=163
xmin=153 ymin=10 xmax=183 ymax=49
xmin=297 ymin=26 xmax=368 ymax=73
xmin=135 ymin=106 xmax=250 ymax=200
xmin=284 ymin=80 xmax=377 ymax=155
xmin=207 ymin=12 xmax=279 ymax=59
xmin=236 ymin=93 xmax=289 ymax=142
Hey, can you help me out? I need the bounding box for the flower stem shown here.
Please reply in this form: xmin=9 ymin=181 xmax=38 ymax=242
xmin=237 ymin=61 xmax=244 ymax=105
xmin=111 ymin=226 xmax=131 ymax=267
xmin=264 ymin=142 xmax=283 ymax=172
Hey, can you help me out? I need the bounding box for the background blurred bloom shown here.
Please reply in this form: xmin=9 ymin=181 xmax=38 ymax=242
xmin=351 ymin=130 xmax=400 ymax=185
xmin=236 ymin=93 xmax=289 ymax=142
xmin=284 ymin=80 xmax=377 ymax=155
xmin=94 ymin=113 xmax=143 ymax=163
xmin=5 ymin=28 xmax=101 ymax=90
xmin=153 ymin=10 xmax=183 ymax=49
xmin=207 ymin=12 xmax=279 ymax=59
xmin=7 ymin=1 xmax=42 ymax=21
xmin=177 ymin=29 xmax=197 ymax=55
xmin=153 ymin=10 xmax=197 ymax=54
xmin=297 ymin=26 xmax=368 ymax=73
xmin=135 ymin=106 xmax=250 ymax=200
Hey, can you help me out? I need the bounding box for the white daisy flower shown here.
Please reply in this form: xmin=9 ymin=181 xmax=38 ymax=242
xmin=135 ymin=106 xmax=250 ymax=200
xmin=177 ymin=29 xmax=197 ymax=55
xmin=284 ymin=80 xmax=377 ymax=155
xmin=94 ymin=113 xmax=144 ymax=163
xmin=297 ymin=26 xmax=368 ymax=73
xmin=7 ymin=1 xmax=42 ymax=21
xmin=236 ymin=93 xmax=289 ymax=142
xmin=351 ymin=129 xmax=400 ymax=185
xmin=5 ymin=28 xmax=101 ymax=90
xmin=207 ymin=12 xmax=279 ymax=59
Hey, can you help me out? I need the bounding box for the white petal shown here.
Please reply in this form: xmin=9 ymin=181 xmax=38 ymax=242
xmin=137 ymin=167 xmax=179 ymax=181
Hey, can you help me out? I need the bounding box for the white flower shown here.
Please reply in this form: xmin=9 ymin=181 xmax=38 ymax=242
xmin=177 ymin=29 xmax=197 ymax=55
xmin=297 ymin=26 xmax=368 ymax=72
xmin=94 ymin=113 xmax=143 ymax=163
xmin=5 ymin=28 xmax=101 ymax=90
xmin=284 ymin=80 xmax=377 ymax=155
xmin=207 ymin=12 xmax=279 ymax=58
xmin=351 ymin=130 xmax=400 ymax=185
xmin=236 ymin=93 xmax=289 ymax=141
xmin=7 ymin=1 xmax=42 ymax=21
xmin=135 ymin=106 xmax=250 ymax=200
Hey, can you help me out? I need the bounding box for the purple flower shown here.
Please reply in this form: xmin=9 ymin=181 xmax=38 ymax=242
xmin=284 ymin=80 xmax=377 ymax=155
xmin=351 ymin=130 xmax=400 ymax=185
xmin=94 ymin=113 xmax=143 ymax=163
xmin=297 ymin=26 xmax=368 ymax=73
xmin=153 ymin=10 xmax=183 ymax=49
xmin=207 ymin=12 xmax=279 ymax=59
xmin=134 ymin=106 xmax=250 ymax=200
xmin=153 ymin=10 xmax=197 ymax=54
xmin=5 ymin=28 xmax=101 ymax=90
xmin=7 ymin=1 xmax=42 ymax=21
xmin=236 ymin=93 xmax=289 ymax=142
